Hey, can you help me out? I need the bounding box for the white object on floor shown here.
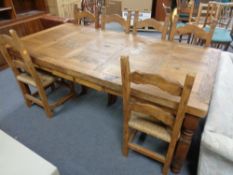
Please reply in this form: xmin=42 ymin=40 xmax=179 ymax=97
xmin=0 ymin=130 xmax=60 ymax=175
xmin=198 ymin=52 xmax=233 ymax=175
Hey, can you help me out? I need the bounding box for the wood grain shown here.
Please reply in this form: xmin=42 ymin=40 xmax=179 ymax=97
xmin=22 ymin=23 xmax=221 ymax=118
xmin=121 ymin=56 xmax=195 ymax=175
xmin=133 ymin=11 xmax=169 ymax=40
xmin=0 ymin=29 xmax=75 ymax=117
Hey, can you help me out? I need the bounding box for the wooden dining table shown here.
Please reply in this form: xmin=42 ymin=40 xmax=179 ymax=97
xmin=22 ymin=23 xmax=221 ymax=173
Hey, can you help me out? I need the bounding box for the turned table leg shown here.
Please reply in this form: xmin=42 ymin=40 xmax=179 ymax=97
xmin=171 ymin=114 xmax=201 ymax=173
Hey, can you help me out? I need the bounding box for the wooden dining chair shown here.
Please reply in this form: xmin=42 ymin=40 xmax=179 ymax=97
xmin=0 ymin=30 xmax=75 ymax=118
xmin=133 ymin=11 xmax=170 ymax=40
xmin=176 ymin=0 xmax=195 ymax=22
xmin=121 ymin=56 xmax=195 ymax=175
xmin=203 ymin=2 xmax=221 ymax=27
xmin=101 ymin=6 xmax=132 ymax=33
xmin=73 ymin=4 xmax=99 ymax=29
xmin=193 ymin=2 xmax=221 ymax=27
xmin=209 ymin=2 xmax=233 ymax=50
xmin=170 ymin=15 xmax=217 ymax=47
xmin=101 ymin=6 xmax=131 ymax=105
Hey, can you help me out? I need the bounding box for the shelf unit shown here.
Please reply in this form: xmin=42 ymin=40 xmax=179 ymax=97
xmin=0 ymin=0 xmax=49 ymax=70
xmin=0 ymin=0 xmax=16 ymax=21
xmin=0 ymin=0 xmax=48 ymax=26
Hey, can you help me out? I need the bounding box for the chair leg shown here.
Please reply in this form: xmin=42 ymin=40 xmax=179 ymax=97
xmin=18 ymin=82 xmax=33 ymax=107
xmin=179 ymin=35 xmax=183 ymax=43
xmin=37 ymin=87 xmax=53 ymax=118
xmin=122 ymin=122 xmax=130 ymax=156
xmin=162 ymin=141 xmax=177 ymax=175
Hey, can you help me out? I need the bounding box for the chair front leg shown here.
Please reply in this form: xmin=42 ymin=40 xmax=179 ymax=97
xmin=122 ymin=111 xmax=130 ymax=156
xmin=37 ymin=86 xmax=53 ymax=118
xmin=17 ymin=82 xmax=33 ymax=107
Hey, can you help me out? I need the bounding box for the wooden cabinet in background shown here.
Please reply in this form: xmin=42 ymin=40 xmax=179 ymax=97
xmin=0 ymin=0 xmax=50 ymax=70
xmin=153 ymin=0 xmax=171 ymax=21
xmin=0 ymin=0 xmax=16 ymax=21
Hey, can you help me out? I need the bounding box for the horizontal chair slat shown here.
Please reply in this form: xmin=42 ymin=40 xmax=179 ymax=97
xmin=130 ymin=71 xmax=183 ymax=96
xmin=130 ymin=102 xmax=175 ymax=127
xmin=128 ymin=143 xmax=166 ymax=163
xmin=136 ymin=19 xmax=164 ymax=32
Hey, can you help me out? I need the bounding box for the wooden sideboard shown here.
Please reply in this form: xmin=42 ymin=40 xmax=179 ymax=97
xmin=0 ymin=14 xmax=65 ymax=70
xmin=0 ymin=0 xmax=66 ymax=70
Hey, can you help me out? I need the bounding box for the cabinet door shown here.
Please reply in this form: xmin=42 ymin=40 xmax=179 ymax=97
xmin=155 ymin=0 xmax=171 ymax=21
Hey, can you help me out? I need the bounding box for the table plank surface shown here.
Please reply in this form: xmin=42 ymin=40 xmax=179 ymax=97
xmin=22 ymin=23 xmax=221 ymax=117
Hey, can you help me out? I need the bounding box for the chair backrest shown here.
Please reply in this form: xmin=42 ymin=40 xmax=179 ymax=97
xmin=170 ymin=15 xmax=217 ymax=47
xmin=218 ymin=2 xmax=233 ymax=29
xmin=101 ymin=6 xmax=131 ymax=33
xmin=195 ymin=2 xmax=221 ymax=27
xmin=176 ymin=0 xmax=195 ymax=22
xmin=0 ymin=30 xmax=42 ymax=86
xmin=205 ymin=2 xmax=221 ymax=27
xmin=58 ymin=0 xmax=81 ymax=18
xmin=73 ymin=4 xmax=99 ymax=28
xmin=133 ymin=11 xmax=170 ymax=40
xmin=121 ymin=56 xmax=195 ymax=137
xmin=195 ymin=3 xmax=209 ymax=25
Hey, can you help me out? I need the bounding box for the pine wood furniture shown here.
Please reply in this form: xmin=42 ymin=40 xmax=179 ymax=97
xmin=73 ymin=4 xmax=99 ymax=28
xmin=211 ymin=2 xmax=233 ymax=50
xmin=203 ymin=2 xmax=221 ymax=27
xmin=170 ymin=15 xmax=216 ymax=47
xmin=133 ymin=11 xmax=170 ymax=40
xmin=0 ymin=14 xmax=66 ymax=70
xmin=47 ymin=0 xmax=82 ymax=18
xmin=195 ymin=3 xmax=215 ymax=26
xmin=0 ymin=0 xmax=49 ymax=70
xmin=101 ymin=5 xmax=132 ymax=104
xmin=21 ymin=23 xmax=221 ymax=173
xmin=0 ymin=29 xmax=75 ymax=118
xmin=121 ymin=56 xmax=195 ymax=175
xmin=176 ymin=0 xmax=195 ymax=22
xmin=0 ymin=0 xmax=47 ymax=25
xmin=101 ymin=7 xmax=131 ymax=33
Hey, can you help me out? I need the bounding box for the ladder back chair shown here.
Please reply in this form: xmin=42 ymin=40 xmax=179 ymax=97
xmin=176 ymin=0 xmax=195 ymax=22
xmin=194 ymin=3 xmax=209 ymax=26
xmin=194 ymin=2 xmax=221 ymax=27
xmin=133 ymin=11 xmax=170 ymax=40
xmin=218 ymin=2 xmax=233 ymax=28
xmin=170 ymin=15 xmax=217 ymax=47
xmin=210 ymin=2 xmax=233 ymax=50
xmin=73 ymin=4 xmax=99 ymax=29
xmin=121 ymin=56 xmax=195 ymax=175
xmin=0 ymin=30 xmax=75 ymax=118
xmin=203 ymin=2 xmax=221 ymax=27
xmin=101 ymin=6 xmax=132 ymax=33
xmin=101 ymin=5 xmax=132 ymax=105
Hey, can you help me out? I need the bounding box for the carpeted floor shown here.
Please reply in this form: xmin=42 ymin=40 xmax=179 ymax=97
xmin=0 ymin=68 xmax=190 ymax=175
